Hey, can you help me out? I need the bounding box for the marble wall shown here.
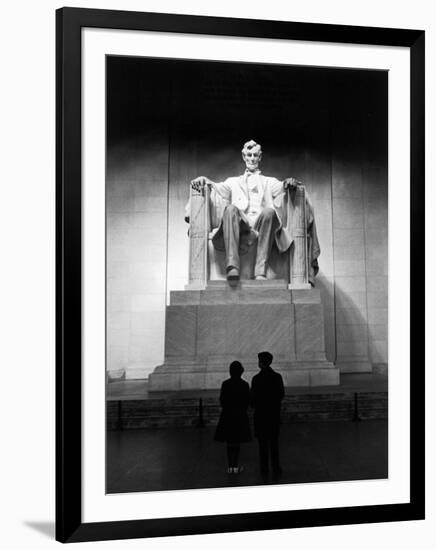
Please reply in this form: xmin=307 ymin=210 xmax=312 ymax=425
xmin=106 ymin=132 xmax=169 ymax=379
xmin=106 ymin=58 xmax=388 ymax=379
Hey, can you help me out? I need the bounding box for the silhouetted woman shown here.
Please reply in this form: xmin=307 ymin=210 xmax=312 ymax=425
xmin=214 ymin=361 xmax=252 ymax=474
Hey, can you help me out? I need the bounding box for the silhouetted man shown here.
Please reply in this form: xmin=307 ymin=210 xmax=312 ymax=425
xmin=250 ymin=351 xmax=285 ymax=477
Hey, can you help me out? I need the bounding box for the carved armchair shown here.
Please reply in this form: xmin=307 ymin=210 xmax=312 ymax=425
xmin=186 ymin=184 xmax=312 ymax=290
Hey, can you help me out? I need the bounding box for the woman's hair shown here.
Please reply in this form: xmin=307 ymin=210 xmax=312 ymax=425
xmin=229 ymin=361 xmax=244 ymax=378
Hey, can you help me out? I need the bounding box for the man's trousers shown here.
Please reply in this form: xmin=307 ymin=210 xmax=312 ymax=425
xmin=257 ymin=434 xmax=281 ymax=474
xmin=222 ymin=205 xmax=279 ymax=277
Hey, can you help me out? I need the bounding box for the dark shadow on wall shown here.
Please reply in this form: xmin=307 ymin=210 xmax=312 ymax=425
xmin=310 ymin=272 xmax=382 ymax=373
xmin=331 ymin=283 xmax=377 ymax=373
xmin=315 ymin=273 xmax=337 ymax=364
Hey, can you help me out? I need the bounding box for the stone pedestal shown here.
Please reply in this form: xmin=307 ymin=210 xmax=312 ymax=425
xmin=148 ymin=281 xmax=339 ymax=391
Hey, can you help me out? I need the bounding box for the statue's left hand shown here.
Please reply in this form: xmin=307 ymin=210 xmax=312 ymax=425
xmin=191 ymin=176 xmax=212 ymax=192
xmin=283 ymin=177 xmax=302 ymax=191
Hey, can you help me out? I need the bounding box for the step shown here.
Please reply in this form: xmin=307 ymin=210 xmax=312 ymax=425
xmin=107 ymin=391 xmax=387 ymax=430
xmin=206 ymin=279 xmax=288 ymax=289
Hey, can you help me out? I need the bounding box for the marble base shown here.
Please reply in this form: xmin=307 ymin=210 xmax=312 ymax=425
xmin=107 ymin=368 xmax=126 ymax=382
xmin=149 ymin=361 xmax=339 ymax=391
xmin=125 ymin=366 xmax=151 ymax=380
xmin=148 ymin=282 xmax=340 ymax=391
xmin=336 ymin=361 xmax=373 ymax=373
xmin=288 ymin=283 xmax=312 ymax=290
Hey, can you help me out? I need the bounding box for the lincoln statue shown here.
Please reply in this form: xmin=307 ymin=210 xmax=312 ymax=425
xmin=190 ymin=140 xmax=320 ymax=283
xmin=148 ymin=141 xmax=337 ymax=392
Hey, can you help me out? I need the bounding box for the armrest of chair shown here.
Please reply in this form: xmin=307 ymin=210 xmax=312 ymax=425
xmin=288 ymin=185 xmax=311 ymax=289
xmin=186 ymin=185 xmax=210 ymax=289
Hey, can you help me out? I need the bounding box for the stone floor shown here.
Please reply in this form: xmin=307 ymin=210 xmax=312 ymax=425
xmin=107 ymin=419 xmax=388 ymax=494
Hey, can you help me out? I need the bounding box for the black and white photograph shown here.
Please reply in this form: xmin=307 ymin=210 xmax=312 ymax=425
xmin=1 ymin=0 xmax=431 ymax=548
xmin=105 ymin=55 xmax=389 ymax=494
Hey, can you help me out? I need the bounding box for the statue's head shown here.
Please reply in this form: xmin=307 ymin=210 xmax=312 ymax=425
xmin=241 ymin=140 xmax=262 ymax=172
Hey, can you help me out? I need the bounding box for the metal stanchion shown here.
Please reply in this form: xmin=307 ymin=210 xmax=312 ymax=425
xmin=116 ymin=400 xmax=123 ymax=430
xmin=197 ymin=397 xmax=205 ymax=428
xmin=352 ymin=392 xmax=361 ymax=422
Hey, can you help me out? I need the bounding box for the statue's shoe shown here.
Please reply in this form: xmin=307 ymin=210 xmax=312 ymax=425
xmin=226 ymin=267 xmax=240 ymax=280
xmin=255 ymin=275 xmax=267 ymax=280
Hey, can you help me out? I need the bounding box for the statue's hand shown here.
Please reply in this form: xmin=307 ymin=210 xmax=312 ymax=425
xmin=283 ymin=177 xmax=302 ymax=191
xmin=191 ymin=176 xmax=211 ymax=192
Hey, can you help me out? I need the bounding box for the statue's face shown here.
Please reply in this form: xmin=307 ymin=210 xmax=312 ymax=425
xmin=242 ymin=147 xmax=262 ymax=172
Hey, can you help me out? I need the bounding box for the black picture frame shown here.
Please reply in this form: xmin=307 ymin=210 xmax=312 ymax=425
xmin=56 ymin=7 xmax=425 ymax=543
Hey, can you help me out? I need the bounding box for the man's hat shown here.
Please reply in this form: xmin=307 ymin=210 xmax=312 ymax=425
xmin=258 ymin=351 xmax=273 ymax=365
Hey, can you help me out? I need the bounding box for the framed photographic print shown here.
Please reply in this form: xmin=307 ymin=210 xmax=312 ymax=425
xmin=56 ymin=7 xmax=425 ymax=543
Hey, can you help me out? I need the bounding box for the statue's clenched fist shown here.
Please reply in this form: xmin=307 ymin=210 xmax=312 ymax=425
xmin=191 ymin=176 xmax=212 ymax=192
xmin=283 ymin=177 xmax=302 ymax=191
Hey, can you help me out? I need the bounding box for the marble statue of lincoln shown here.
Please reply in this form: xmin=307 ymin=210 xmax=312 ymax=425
xmin=191 ymin=140 xmax=303 ymax=281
